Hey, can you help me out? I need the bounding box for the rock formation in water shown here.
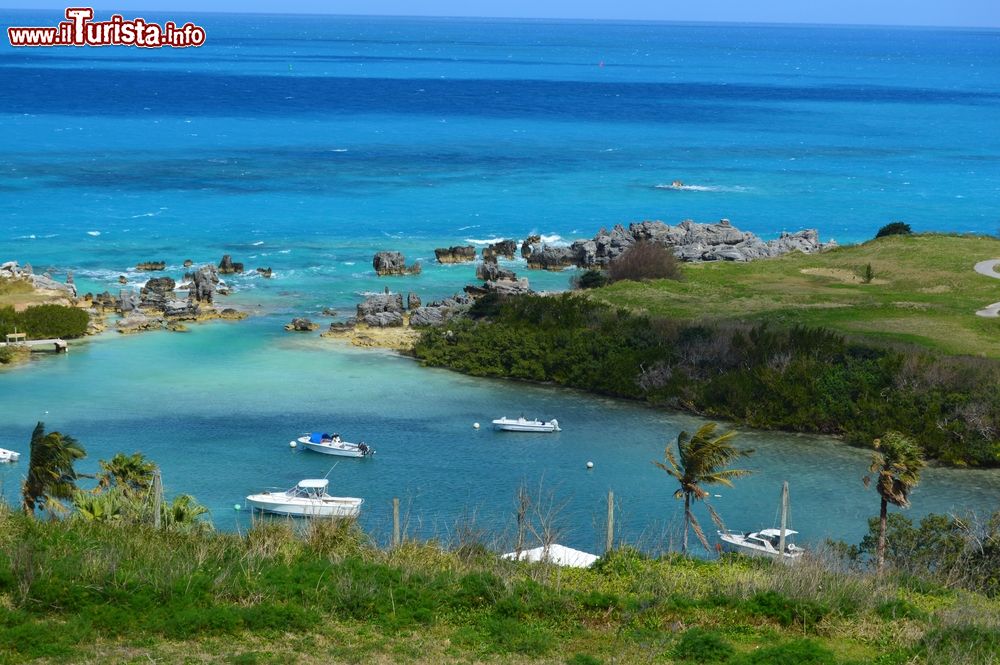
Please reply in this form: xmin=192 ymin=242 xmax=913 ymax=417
xmin=373 ymin=251 xmax=421 ymax=276
xmin=482 ymin=239 xmax=518 ymax=261
xmin=407 ymin=293 xmax=421 ymax=310
xmin=256 ymin=267 xmax=273 ymax=278
xmin=409 ymin=295 xmax=473 ymax=328
xmin=190 ymin=265 xmax=217 ymax=303
xmin=218 ymin=255 xmax=244 ymax=274
xmin=524 ymin=219 xmax=833 ymax=270
xmin=521 ymin=235 xmax=541 ymax=260
xmin=136 ymin=261 xmax=166 ymax=271
xmin=434 ymin=246 xmax=477 ymax=264
xmin=285 ymin=317 xmax=319 ymax=332
xmin=0 ymin=261 xmax=77 ymax=298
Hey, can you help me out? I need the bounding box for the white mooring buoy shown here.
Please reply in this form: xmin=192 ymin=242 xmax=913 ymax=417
xmin=473 ymin=422 xmax=480 ymax=429
xmin=289 ymin=440 xmax=297 ymax=448
xmin=586 ymin=461 xmax=594 ymax=470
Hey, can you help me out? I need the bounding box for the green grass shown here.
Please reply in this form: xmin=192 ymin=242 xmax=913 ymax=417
xmin=1 ymin=505 xmax=999 ymax=664
xmin=591 ymin=234 xmax=1000 ymax=357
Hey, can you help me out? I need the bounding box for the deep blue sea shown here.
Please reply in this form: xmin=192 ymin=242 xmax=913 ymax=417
xmin=1 ymin=11 xmax=998 ymax=552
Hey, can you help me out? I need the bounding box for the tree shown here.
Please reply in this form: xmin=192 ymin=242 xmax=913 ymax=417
xmin=161 ymin=494 xmax=212 ymax=534
xmin=608 ymin=240 xmax=683 ymax=283
xmin=654 ymin=423 xmax=753 ymax=554
xmin=96 ymin=452 xmax=156 ymax=498
xmin=875 ymin=221 xmax=912 ymax=239
xmin=22 ymin=422 xmax=87 ymax=516
xmin=864 ymin=431 xmax=925 ymax=573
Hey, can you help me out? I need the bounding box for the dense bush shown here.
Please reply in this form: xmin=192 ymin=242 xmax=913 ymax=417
xmin=875 ymin=221 xmax=912 ymax=238
xmin=414 ymin=294 xmax=1000 ymax=466
xmin=0 ymin=304 xmax=89 ymax=339
xmin=572 ymin=269 xmax=611 ymax=290
xmin=607 ymin=240 xmax=683 ymax=283
xmin=673 ymin=627 xmax=735 ymax=663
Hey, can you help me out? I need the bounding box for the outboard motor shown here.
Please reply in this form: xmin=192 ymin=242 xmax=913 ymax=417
xmin=550 ymin=419 xmax=560 ymax=432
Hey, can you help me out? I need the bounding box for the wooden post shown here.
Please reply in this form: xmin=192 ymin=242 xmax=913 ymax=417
xmin=778 ymin=481 xmax=788 ymax=560
xmin=606 ymin=490 xmax=615 ymax=554
xmin=392 ymin=498 xmax=400 ymax=547
xmin=152 ymin=469 xmax=163 ymax=529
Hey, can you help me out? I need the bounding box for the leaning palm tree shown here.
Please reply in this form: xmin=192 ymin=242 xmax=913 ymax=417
xmin=22 ymin=421 xmax=87 ymax=516
xmin=96 ymin=452 xmax=157 ymax=498
xmin=864 ymin=431 xmax=925 ymax=573
xmin=654 ymin=422 xmax=753 ymax=554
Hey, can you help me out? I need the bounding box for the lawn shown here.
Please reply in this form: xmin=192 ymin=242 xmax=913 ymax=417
xmin=591 ymin=234 xmax=1000 ymax=357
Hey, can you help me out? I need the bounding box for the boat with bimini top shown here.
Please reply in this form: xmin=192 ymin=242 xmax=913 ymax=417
xmin=491 ymin=416 xmax=561 ymax=433
xmin=245 ymin=479 xmax=363 ymax=518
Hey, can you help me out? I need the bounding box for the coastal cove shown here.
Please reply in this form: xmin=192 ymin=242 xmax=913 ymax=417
xmin=2 ymin=312 xmax=999 ymax=553
xmin=2 ymin=11 xmax=1000 ymax=557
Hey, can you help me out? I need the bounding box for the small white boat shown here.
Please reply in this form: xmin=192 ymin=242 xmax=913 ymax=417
xmin=294 ymin=432 xmax=374 ymax=458
xmin=0 ymin=448 xmax=20 ymax=463
xmin=492 ymin=417 xmax=560 ymax=433
xmin=245 ymin=479 xmax=363 ymax=518
xmin=717 ymin=481 xmax=804 ymax=560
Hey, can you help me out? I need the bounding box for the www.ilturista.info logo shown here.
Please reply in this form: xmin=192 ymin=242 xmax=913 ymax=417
xmin=7 ymin=7 xmax=206 ymax=48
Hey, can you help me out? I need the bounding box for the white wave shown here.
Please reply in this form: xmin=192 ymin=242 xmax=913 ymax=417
xmin=86 ymin=230 xmax=101 ymax=236
xmin=330 ymin=148 xmax=348 ymax=153
xmin=654 ymin=183 xmax=749 ymax=193
xmin=344 ymin=261 xmax=356 ymax=266
xmin=457 ymin=224 xmax=480 ymax=231
xmin=129 ymin=211 xmax=161 ymax=218
xmin=464 ymin=237 xmax=507 ymax=246
xmin=252 ymin=241 xmax=264 ymax=246
xmin=539 ymin=234 xmax=564 ymax=245
xmin=278 ymin=249 xmax=291 ymax=254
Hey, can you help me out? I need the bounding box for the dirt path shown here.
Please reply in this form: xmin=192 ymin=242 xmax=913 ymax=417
xmin=974 ymin=259 xmax=1000 ymax=317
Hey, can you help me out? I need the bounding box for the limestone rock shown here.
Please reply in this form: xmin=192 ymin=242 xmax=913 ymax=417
xmin=218 ymin=255 xmax=244 ymax=274
xmin=136 ymin=261 xmax=166 ymax=271
xmin=407 ymin=293 xmax=421 ymax=310
xmin=139 ymin=277 xmax=175 ymax=310
xmin=521 ymin=235 xmax=541 ymax=259
xmin=482 ymin=239 xmax=518 ymax=261
xmin=373 ymin=251 xmax=421 ymax=276
xmin=285 ymin=317 xmax=319 ymax=332
xmin=256 ymin=267 xmax=273 ymax=278
xmin=357 ymin=293 xmax=404 ymax=318
xmin=190 ymin=265 xmax=217 ymax=303
xmin=434 ymin=246 xmax=476 ymax=264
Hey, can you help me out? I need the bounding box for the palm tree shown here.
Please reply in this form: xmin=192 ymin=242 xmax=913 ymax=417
xmin=72 ymin=489 xmax=126 ymax=522
xmin=22 ymin=421 xmax=87 ymax=516
xmin=654 ymin=422 xmax=753 ymax=553
xmin=864 ymin=431 xmax=925 ymax=573
xmin=96 ymin=452 xmax=157 ymax=498
xmin=161 ymin=494 xmax=213 ymax=534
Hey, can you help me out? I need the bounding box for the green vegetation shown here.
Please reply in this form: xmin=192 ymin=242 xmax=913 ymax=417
xmin=607 ymin=239 xmax=684 ymax=283
xmin=414 ymin=293 xmax=1000 ymax=466
xmin=591 ymin=234 xmax=1000 ymax=357
xmin=876 ymin=221 xmax=913 ymax=238
xmin=2 ymin=506 xmax=1000 ymax=664
xmin=655 ymin=423 xmax=753 ymax=553
xmin=0 ymin=303 xmax=89 ymax=339
xmin=21 ymin=422 xmax=87 ymax=516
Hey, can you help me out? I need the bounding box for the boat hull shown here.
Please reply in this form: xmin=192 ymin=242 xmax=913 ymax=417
xmin=246 ymin=493 xmax=362 ymax=518
xmin=718 ymin=534 xmax=803 ymax=560
xmin=491 ymin=419 xmax=560 ymax=433
xmin=296 ymin=437 xmax=371 ymax=458
xmin=0 ymin=449 xmax=20 ymax=463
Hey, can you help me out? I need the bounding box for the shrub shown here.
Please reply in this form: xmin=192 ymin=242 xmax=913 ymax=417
xmin=732 ymin=639 xmax=835 ymax=665
xmin=860 ymin=263 xmax=875 ymax=284
xmin=875 ymin=221 xmax=912 ymax=238
xmin=0 ymin=304 xmax=89 ymax=339
xmin=673 ymin=627 xmax=735 ymax=663
xmin=607 ymin=240 xmax=682 ymax=283
xmin=0 ymin=346 xmax=14 ymax=364
xmin=573 ymin=269 xmax=610 ymax=290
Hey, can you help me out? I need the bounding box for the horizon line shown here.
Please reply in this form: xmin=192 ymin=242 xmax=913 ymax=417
xmin=0 ymin=6 xmax=997 ymax=31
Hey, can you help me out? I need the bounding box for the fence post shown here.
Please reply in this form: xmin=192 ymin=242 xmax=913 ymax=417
xmin=392 ymin=497 xmax=400 ymax=547
xmin=606 ymin=490 xmax=614 ymax=554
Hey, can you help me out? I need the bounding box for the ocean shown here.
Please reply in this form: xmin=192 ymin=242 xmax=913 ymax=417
xmin=1 ymin=11 xmax=998 ymax=550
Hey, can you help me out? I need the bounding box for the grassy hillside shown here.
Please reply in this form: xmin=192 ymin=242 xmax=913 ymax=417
xmin=591 ymin=234 xmax=1000 ymax=357
xmin=1 ymin=505 xmax=998 ymax=664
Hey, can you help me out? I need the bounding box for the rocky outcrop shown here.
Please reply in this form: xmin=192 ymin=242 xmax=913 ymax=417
xmin=407 ymin=293 xmax=421 ymax=310
xmin=357 ymin=293 xmax=404 ymax=318
xmin=139 ymin=277 xmax=175 ymax=310
xmin=476 ymin=257 xmax=517 ymax=282
xmin=361 ymin=311 xmax=404 ymax=327
xmin=285 ymin=317 xmax=319 ymax=332
xmin=1 ymin=261 xmax=77 ymax=298
xmin=218 ymin=255 xmax=244 ymax=274
xmin=116 ymin=312 xmax=163 ymax=334
xmin=434 ymin=246 xmax=476 ymax=264
xmin=482 ymin=239 xmax=518 ymax=261
xmin=521 ymin=235 xmax=541 ymax=259
xmin=118 ymin=275 xmax=128 ymax=285
xmin=524 ymin=220 xmax=832 ymax=270
xmin=256 ymin=267 xmax=273 ymax=279
xmin=190 ymin=265 xmax=217 ymax=303
xmin=373 ymin=251 xmax=421 ymax=276
xmin=136 ymin=261 xmax=166 ymax=271
xmin=321 ymin=307 xmax=338 ymax=317
xmin=409 ymin=295 xmax=472 ymax=328
xmin=183 ymin=259 xmax=193 ymax=268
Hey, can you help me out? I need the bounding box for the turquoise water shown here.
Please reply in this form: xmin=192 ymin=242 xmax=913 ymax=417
xmin=1 ymin=12 xmax=999 ymax=551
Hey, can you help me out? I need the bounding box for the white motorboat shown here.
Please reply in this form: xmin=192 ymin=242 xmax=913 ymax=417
xmin=492 ymin=416 xmax=560 ymax=433
xmin=294 ymin=432 xmax=374 ymax=458
xmin=245 ymin=479 xmax=363 ymax=518
xmin=717 ymin=481 xmax=804 ymax=560
xmin=0 ymin=448 xmax=20 ymax=463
